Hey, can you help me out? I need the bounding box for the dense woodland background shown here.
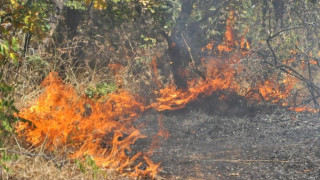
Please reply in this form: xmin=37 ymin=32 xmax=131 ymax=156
xmin=0 ymin=0 xmax=320 ymax=179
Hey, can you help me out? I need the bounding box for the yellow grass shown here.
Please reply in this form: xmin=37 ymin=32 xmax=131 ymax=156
xmin=0 ymin=137 xmax=132 ymax=180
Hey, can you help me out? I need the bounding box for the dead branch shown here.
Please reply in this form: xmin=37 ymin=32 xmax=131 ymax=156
xmin=181 ymin=32 xmax=206 ymax=80
xmin=6 ymin=149 xmax=67 ymax=169
xmin=266 ymin=25 xmax=311 ymax=65
xmin=306 ymin=58 xmax=319 ymax=109
xmin=266 ymin=36 xmax=278 ymax=65
xmin=295 ymin=45 xmax=320 ymax=67
xmin=200 ymin=159 xmax=292 ymax=163
xmin=299 ymin=95 xmax=320 ymax=106
xmin=264 ymin=61 xmax=320 ymax=112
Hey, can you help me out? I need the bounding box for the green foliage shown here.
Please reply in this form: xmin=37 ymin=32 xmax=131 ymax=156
xmin=26 ymin=54 xmax=49 ymax=70
xmin=0 ymin=37 xmax=20 ymax=65
xmin=0 ymin=150 xmax=19 ymax=173
xmin=140 ymin=34 xmax=157 ymax=49
xmin=0 ymin=0 xmax=53 ymax=38
xmin=0 ymin=0 xmax=55 ymax=143
xmin=85 ymin=82 xmax=117 ymax=98
xmin=75 ymin=155 xmax=101 ymax=179
xmin=75 ymin=158 xmax=86 ymax=173
xmin=65 ymin=0 xmax=87 ymax=10
xmin=0 ymin=80 xmax=18 ymax=137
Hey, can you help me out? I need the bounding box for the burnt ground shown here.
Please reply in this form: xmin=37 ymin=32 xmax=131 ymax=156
xmin=132 ymin=95 xmax=320 ymax=180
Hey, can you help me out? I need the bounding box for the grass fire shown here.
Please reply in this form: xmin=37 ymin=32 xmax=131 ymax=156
xmin=1 ymin=1 xmax=320 ymax=179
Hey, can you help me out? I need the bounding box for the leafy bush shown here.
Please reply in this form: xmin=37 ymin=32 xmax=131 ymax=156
xmin=0 ymin=150 xmax=19 ymax=173
xmin=0 ymin=80 xmax=18 ymax=137
xmin=85 ymin=82 xmax=117 ymax=98
xmin=75 ymin=155 xmax=101 ymax=179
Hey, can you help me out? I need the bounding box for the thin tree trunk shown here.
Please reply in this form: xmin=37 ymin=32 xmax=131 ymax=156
xmin=163 ymin=0 xmax=196 ymax=89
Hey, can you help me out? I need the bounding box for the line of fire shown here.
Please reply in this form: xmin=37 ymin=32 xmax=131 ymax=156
xmin=7 ymin=2 xmax=320 ymax=179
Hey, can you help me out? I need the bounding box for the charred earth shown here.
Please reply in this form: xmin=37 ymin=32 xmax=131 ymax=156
xmin=133 ymin=95 xmax=320 ymax=179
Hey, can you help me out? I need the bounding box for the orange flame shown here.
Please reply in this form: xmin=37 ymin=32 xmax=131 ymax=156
xmin=152 ymin=58 xmax=240 ymax=111
xmin=217 ymin=10 xmax=235 ymax=52
xmin=150 ymin=11 xmax=247 ymax=112
xmin=17 ymin=72 xmax=159 ymax=178
xmin=151 ymin=10 xmax=316 ymax=113
xmin=246 ymin=75 xmax=297 ymax=106
xmin=16 ymin=8 xmax=319 ymax=180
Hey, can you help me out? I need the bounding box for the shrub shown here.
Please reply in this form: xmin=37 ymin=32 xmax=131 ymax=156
xmin=85 ymin=82 xmax=117 ymax=98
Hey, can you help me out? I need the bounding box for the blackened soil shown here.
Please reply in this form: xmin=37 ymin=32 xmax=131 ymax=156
xmin=133 ymin=103 xmax=320 ymax=179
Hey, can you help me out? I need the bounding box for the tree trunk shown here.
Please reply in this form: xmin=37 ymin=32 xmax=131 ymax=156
xmin=163 ymin=0 xmax=196 ymax=90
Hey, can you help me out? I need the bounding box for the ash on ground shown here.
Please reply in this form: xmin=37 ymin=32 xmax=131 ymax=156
xmin=133 ymin=97 xmax=320 ymax=179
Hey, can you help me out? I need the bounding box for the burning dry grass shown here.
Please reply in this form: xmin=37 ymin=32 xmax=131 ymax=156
xmin=15 ymin=72 xmax=160 ymax=179
xmin=6 ymin=9 xmax=320 ymax=180
xmin=12 ymin=58 xmax=304 ymax=179
xmin=12 ymin=21 xmax=319 ymax=180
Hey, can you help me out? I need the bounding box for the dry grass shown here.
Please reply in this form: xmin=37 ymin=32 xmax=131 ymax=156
xmin=0 ymin=20 xmax=165 ymax=180
xmin=0 ymin=137 xmax=132 ymax=180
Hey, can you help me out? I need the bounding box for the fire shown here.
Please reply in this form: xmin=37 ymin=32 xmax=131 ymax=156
xmin=152 ymin=57 xmax=240 ymax=111
xmin=246 ymin=75 xmax=297 ymax=106
xmin=151 ymin=10 xmax=316 ymax=113
xmin=217 ymin=10 xmax=236 ymax=52
xmin=17 ymin=72 xmax=160 ymax=178
xmin=15 ymin=8 xmax=319 ymax=180
xmin=151 ymin=11 xmax=247 ymax=112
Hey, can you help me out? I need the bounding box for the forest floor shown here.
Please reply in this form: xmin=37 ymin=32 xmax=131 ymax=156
xmin=134 ymin=96 xmax=320 ymax=179
xmin=3 ymin=94 xmax=320 ymax=180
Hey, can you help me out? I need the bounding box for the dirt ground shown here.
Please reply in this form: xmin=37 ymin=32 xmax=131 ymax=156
xmin=133 ymin=96 xmax=320 ymax=179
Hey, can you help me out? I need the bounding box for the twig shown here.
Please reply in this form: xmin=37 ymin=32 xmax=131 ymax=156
xmin=6 ymin=149 xmax=67 ymax=169
xmin=265 ymin=61 xmax=320 ymax=95
xmin=13 ymin=135 xmax=22 ymax=152
xmin=306 ymin=57 xmax=320 ymax=109
xmin=181 ymin=32 xmax=206 ymax=80
xmin=181 ymin=32 xmax=195 ymax=66
xmin=268 ymin=26 xmax=306 ymax=40
xmin=299 ymin=95 xmax=320 ymax=106
xmin=198 ymin=159 xmax=292 ymax=163
xmin=293 ymin=43 xmax=320 ymax=109
xmin=295 ymin=45 xmax=320 ymax=66
xmin=264 ymin=61 xmax=320 ymax=113
xmin=266 ymin=36 xmax=278 ymax=65
xmin=266 ymin=26 xmax=308 ymax=65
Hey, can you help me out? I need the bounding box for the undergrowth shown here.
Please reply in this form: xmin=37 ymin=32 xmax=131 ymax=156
xmin=0 ymin=136 xmax=127 ymax=180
